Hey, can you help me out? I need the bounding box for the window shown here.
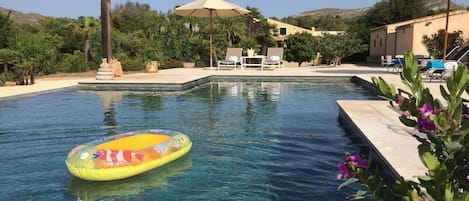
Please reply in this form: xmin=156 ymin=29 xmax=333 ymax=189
xmin=379 ymin=39 xmax=383 ymax=47
xmin=374 ymin=39 xmax=376 ymax=48
xmin=280 ymin=28 xmax=287 ymax=35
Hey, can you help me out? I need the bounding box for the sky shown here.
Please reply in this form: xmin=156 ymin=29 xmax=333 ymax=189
xmin=0 ymin=0 xmax=385 ymax=19
xmin=2 ymin=0 xmax=468 ymax=19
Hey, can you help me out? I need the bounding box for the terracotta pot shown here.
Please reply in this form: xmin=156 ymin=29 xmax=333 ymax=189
xmin=146 ymin=61 xmax=158 ymax=73
xmin=100 ymin=58 xmax=109 ymax=69
xmin=183 ymin=62 xmax=195 ymax=68
xmin=5 ymin=81 xmax=16 ymax=86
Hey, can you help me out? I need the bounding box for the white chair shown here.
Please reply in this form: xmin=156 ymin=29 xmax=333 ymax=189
xmin=380 ymin=56 xmax=385 ymax=66
xmin=218 ymin=48 xmax=242 ymax=70
xmin=262 ymin=47 xmax=283 ymax=71
xmin=392 ymin=55 xmax=405 ymax=72
xmin=383 ymin=55 xmax=394 ymax=71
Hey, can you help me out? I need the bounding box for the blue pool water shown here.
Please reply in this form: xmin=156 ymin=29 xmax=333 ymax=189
xmin=0 ymin=80 xmax=377 ymax=201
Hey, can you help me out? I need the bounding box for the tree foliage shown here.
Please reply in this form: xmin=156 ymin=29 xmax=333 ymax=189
xmin=422 ymin=29 xmax=465 ymax=59
xmin=364 ymin=0 xmax=429 ymax=27
xmin=284 ymin=32 xmax=317 ymax=66
xmin=317 ymin=33 xmax=368 ymax=66
xmin=0 ymin=11 xmax=13 ymax=49
xmin=282 ymin=15 xmax=351 ymax=31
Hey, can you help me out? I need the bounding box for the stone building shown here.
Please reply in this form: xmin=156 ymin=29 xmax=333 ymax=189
xmin=368 ymin=10 xmax=469 ymax=63
xmin=266 ymin=18 xmax=344 ymax=43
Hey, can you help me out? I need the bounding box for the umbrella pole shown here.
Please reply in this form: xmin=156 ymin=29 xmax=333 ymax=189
xmin=442 ymin=0 xmax=450 ymax=62
xmin=210 ymin=10 xmax=213 ymax=68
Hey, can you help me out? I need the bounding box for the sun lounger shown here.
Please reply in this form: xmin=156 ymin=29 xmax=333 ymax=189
xmin=261 ymin=47 xmax=283 ymax=71
xmin=218 ymin=48 xmax=242 ymax=70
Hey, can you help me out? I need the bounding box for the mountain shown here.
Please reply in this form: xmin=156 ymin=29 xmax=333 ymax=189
xmin=0 ymin=7 xmax=46 ymax=24
xmin=425 ymin=0 xmax=457 ymax=10
xmin=293 ymin=8 xmax=369 ymax=19
xmin=292 ymin=0 xmax=463 ymax=19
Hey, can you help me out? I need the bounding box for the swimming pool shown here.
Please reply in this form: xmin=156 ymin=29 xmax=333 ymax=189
xmin=0 ymin=79 xmax=378 ymax=200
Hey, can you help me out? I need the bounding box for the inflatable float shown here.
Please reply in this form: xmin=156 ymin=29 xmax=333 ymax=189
xmin=65 ymin=129 xmax=192 ymax=181
xmin=68 ymin=155 xmax=192 ymax=200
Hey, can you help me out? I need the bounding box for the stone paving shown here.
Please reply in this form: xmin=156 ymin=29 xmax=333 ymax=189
xmin=0 ymin=63 xmax=460 ymax=181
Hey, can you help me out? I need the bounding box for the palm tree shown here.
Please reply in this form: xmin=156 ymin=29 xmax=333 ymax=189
xmin=244 ymin=7 xmax=262 ymax=38
xmin=0 ymin=48 xmax=19 ymax=73
xmin=255 ymin=20 xmax=278 ymax=55
xmin=101 ymin=0 xmax=112 ymax=61
xmin=78 ymin=16 xmax=97 ymax=62
xmin=215 ymin=17 xmax=246 ymax=46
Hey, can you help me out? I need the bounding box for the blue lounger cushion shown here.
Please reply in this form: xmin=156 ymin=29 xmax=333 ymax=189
xmin=426 ymin=61 xmax=444 ymax=69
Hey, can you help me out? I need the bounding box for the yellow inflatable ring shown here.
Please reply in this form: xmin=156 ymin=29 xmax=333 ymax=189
xmin=65 ymin=129 xmax=192 ymax=181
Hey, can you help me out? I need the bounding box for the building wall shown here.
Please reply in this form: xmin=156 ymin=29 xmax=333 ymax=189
xmin=368 ymin=10 xmax=469 ymax=63
xmin=395 ymin=24 xmax=414 ymax=55
xmin=369 ymin=27 xmax=387 ymax=56
xmin=267 ymin=19 xmax=314 ymax=42
xmin=266 ymin=18 xmax=344 ymax=42
xmin=386 ymin=32 xmax=396 ymax=56
xmin=412 ymin=11 xmax=469 ymax=57
xmin=369 ymin=21 xmax=411 ymax=57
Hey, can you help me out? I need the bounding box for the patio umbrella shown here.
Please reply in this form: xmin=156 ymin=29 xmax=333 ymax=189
xmin=174 ymin=0 xmax=250 ymax=68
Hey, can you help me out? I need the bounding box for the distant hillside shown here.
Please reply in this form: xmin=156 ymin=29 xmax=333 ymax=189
xmin=426 ymin=0 xmax=457 ymax=10
xmin=293 ymin=8 xmax=369 ymax=19
xmin=292 ymin=0 xmax=462 ymax=19
xmin=0 ymin=7 xmax=46 ymax=24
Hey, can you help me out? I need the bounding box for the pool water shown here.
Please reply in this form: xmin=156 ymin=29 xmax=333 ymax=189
xmin=0 ymin=80 xmax=377 ymax=201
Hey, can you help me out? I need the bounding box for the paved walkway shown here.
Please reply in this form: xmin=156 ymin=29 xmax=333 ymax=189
xmin=0 ymin=63 xmax=457 ymax=181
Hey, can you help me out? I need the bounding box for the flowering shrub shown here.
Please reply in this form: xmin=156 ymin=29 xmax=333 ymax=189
xmin=337 ymin=152 xmax=369 ymax=180
xmin=338 ymin=52 xmax=469 ymax=200
xmin=422 ymin=29 xmax=464 ymax=59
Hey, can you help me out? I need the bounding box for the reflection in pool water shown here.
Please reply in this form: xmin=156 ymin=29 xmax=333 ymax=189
xmin=68 ymin=155 xmax=192 ymax=200
xmin=0 ymin=80 xmax=377 ymax=201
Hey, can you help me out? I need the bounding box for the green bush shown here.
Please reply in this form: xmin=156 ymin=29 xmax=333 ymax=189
xmin=57 ymin=51 xmax=95 ymax=73
xmin=0 ymin=72 xmax=16 ymax=83
xmin=159 ymin=60 xmax=183 ymax=69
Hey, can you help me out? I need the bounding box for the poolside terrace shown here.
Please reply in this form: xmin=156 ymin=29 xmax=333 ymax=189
xmin=0 ymin=63 xmax=461 ymax=182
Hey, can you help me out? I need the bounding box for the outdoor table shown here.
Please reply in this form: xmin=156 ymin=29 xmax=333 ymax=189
xmin=241 ymin=55 xmax=265 ymax=69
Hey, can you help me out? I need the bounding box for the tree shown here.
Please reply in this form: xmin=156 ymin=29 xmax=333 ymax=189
xmin=317 ymin=33 xmax=367 ymax=66
xmin=0 ymin=11 xmax=13 ymax=49
xmin=215 ymin=17 xmax=246 ymax=46
xmin=78 ymin=16 xmax=98 ymax=62
xmin=112 ymin=1 xmax=158 ymax=36
xmin=244 ymin=6 xmax=263 ymax=37
xmin=0 ymin=49 xmax=19 ymax=73
xmin=101 ymin=0 xmax=112 ymax=61
xmin=254 ymin=20 xmax=278 ymax=56
xmin=284 ymin=32 xmax=316 ymax=67
xmin=12 ymin=34 xmax=54 ymax=84
xmin=37 ymin=17 xmax=84 ymax=54
xmin=422 ymin=29 xmax=464 ymax=58
xmin=158 ymin=19 xmax=191 ymax=61
xmin=364 ymin=0 xmax=429 ymax=27
xmin=312 ymin=15 xmax=350 ymax=31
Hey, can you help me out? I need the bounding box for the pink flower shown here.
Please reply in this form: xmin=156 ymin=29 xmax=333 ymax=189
xmin=420 ymin=103 xmax=434 ymax=118
xmin=417 ymin=103 xmax=437 ymax=132
xmin=395 ymin=94 xmax=409 ymax=105
xmin=337 ymin=152 xmax=369 ymax=180
xmin=351 ymin=152 xmax=369 ymax=169
xmin=337 ymin=162 xmax=355 ymax=179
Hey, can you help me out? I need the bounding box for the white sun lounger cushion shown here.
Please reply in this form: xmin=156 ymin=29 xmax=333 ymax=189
xmin=270 ymin=56 xmax=280 ymax=61
xmin=228 ymin=56 xmax=238 ymax=62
